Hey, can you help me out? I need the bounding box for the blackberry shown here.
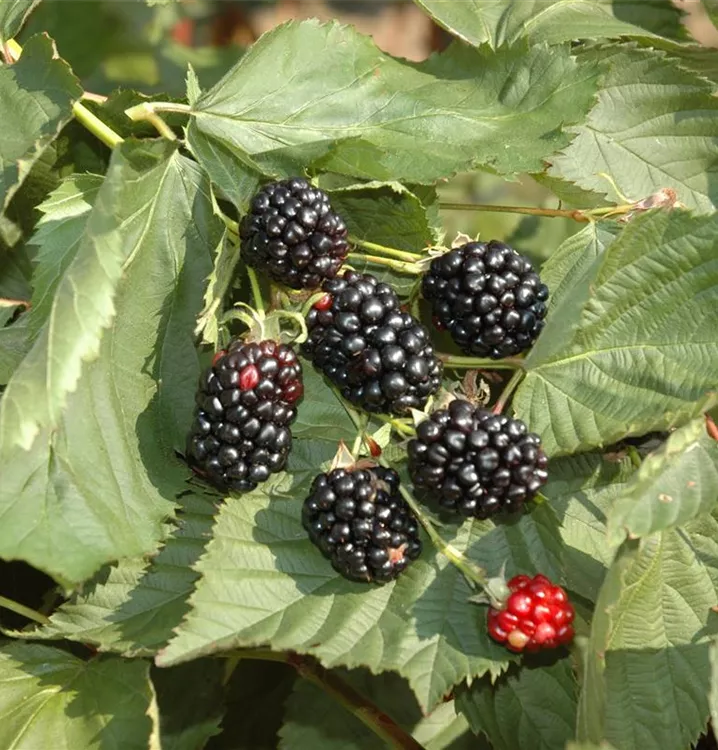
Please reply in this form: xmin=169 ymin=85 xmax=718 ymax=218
xmin=303 ymin=270 xmax=443 ymax=414
xmin=186 ymin=339 xmax=303 ymax=492
xmin=422 ymin=240 xmax=549 ymax=359
xmin=302 ymin=466 xmax=422 ymax=583
xmin=240 ymin=178 xmax=349 ymax=289
xmin=408 ymin=399 xmax=548 ymax=518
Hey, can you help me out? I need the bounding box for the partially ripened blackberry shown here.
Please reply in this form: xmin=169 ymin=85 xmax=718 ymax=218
xmin=187 ymin=339 xmax=303 ymax=492
xmin=422 ymin=240 xmax=549 ymax=359
xmin=302 ymin=466 xmax=422 ymax=583
xmin=303 ymin=271 xmax=443 ymax=414
xmin=408 ymin=399 xmax=548 ymax=518
xmin=240 ymin=178 xmax=349 ymax=289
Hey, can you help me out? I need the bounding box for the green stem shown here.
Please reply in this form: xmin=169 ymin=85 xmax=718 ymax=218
xmin=389 ymin=472 xmax=489 ymax=589
xmin=73 ymin=101 xmax=124 ymax=149
xmin=439 ymin=353 xmax=524 ymax=371
xmin=492 ymin=369 xmax=525 ymax=414
xmin=0 ymin=595 xmax=51 ymax=626
xmin=376 ymin=414 xmax=416 ymax=438
xmin=439 ymin=201 xmax=639 ymax=223
xmin=246 ymin=267 xmax=265 ymax=317
xmin=349 ymin=236 xmax=423 ymax=263
xmin=238 ymin=649 xmax=424 ymax=750
xmin=347 ymin=253 xmax=421 ymax=276
xmin=124 ymin=103 xmax=178 ymax=141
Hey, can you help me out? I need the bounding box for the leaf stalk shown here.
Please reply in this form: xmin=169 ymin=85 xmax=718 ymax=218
xmin=0 ymin=595 xmax=51 ymax=626
xmin=348 ymin=236 xmax=423 ymax=263
xmin=347 ymin=253 xmax=422 ymax=276
xmin=439 ymin=353 xmax=524 ymax=371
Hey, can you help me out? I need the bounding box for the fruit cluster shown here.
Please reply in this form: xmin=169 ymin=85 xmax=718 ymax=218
xmin=185 ymin=178 xmax=572 ymax=653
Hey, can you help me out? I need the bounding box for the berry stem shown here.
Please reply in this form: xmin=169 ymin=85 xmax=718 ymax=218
xmin=438 ymin=353 xmax=525 ymax=371
xmin=439 ymin=201 xmax=640 ymax=223
xmin=125 ymin=102 xmax=178 ymax=141
xmin=348 ymin=236 xmax=423 ymax=263
xmin=384 ymin=465 xmax=489 ymax=589
xmin=8 ymin=39 xmax=124 ymax=150
xmin=246 ymin=267 xmax=265 ymax=317
xmin=491 ymin=369 xmax=525 ymax=414
xmin=347 ymin=253 xmax=422 ymax=276
xmin=376 ymin=414 xmax=416 ymax=438
xmin=0 ymin=595 xmax=52 ymax=627
xmin=237 ymin=649 xmax=424 ymax=750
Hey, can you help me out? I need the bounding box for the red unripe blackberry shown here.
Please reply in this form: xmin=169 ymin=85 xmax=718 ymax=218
xmin=240 ymin=178 xmax=349 ymax=289
xmin=303 ymin=270 xmax=443 ymax=415
xmin=302 ymin=466 xmax=422 ymax=583
xmin=422 ymin=240 xmax=549 ymax=359
xmin=487 ymin=574 xmax=575 ymax=652
xmin=408 ymin=399 xmax=548 ymax=518
xmin=186 ymin=339 xmax=302 ymax=492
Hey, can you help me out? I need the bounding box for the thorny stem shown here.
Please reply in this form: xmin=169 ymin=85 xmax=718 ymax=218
xmin=347 ymin=253 xmax=422 ymax=276
xmin=246 ymin=267 xmax=265 ymax=317
xmin=7 ymin=39 xmax=123 ymax=150
xmin=492 ymin=370 xmax=525 ymax=415
xmin=384 ymin=465 xmax=489 ymax=590
xmin=348 ymin=236 xmax=423 ymax=263
xmin=439 ymin=201 xmax=639 ymax=223
xmin=237 ymin=649 xmax=424 ymax=750
xmin=439 ymin=353 xmax=525 ymax=371
xmin=0 ymin=595 xmax=51 ymax=627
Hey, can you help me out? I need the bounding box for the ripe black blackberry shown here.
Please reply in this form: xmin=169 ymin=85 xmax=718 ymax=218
xmin=422 ymin=240 xmax=549 ymax=359
xmin=408 ymin=399 xmax=548 ymax=519
xmin=186 ymin=339 xmax=303 ymax=492
xmin=302 ymin=466 xmax=422 ymax=583
xmin=303 ymin=270 xmax=443 ymax=414
xmin=240 ymin=178 xmax=349 ymax=289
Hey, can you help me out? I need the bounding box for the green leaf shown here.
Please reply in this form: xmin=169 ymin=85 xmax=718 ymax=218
xmin=0 ymin=34 xmax=82 ymax=214
xmin=0 ymin=0 xmax=40 ymax=44
xmin=711 ymin=639 xmax=718 ymax=747
xmin=550 ymin=46 xmax=718 ymax=213
xmin=195 ymin=230 xmax=239 ymax=347
xmin=0 ymin=310 xmax=29 ymax=385
xmin=188 ymin=20 xmax=598 ymax=184
xmin=0 ymin=641 xmax=154 ymax=749
xmin=28 ymin=173 xmax=102 ymax=335
xmin=28 ymin=492 xmax=217 ymax=654
xmin=152 ymin=660 xmax=225 ymax=750
xmin=456 ymin=660 xmax=577 ymax=750
xmin=513 ymin=209 xmax=718 ymax=456
xmin=412 ymin=0 xmax=684 ymax=48
xmin=0 ymin=141 xmax=223 ymax=585
xmin=577 ymin=525 xmax=718 ymax=750
xmin=279 ymin=668 xmax=476 ymax=750
xmin=608 ymin=419 xmax=718 ymax=544
xmin=543 ymin=453 xmax=636 ymax=603
xmin=157 ymin=480 xmax=564 ymax=711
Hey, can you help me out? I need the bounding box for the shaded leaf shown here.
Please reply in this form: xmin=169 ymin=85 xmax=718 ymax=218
xmin=0 ymin=0 xmax=40 ymax=44
xmin=280 ymin=668 xmax=476 ymax=750
xmin=0 ymin=641 xmax=153 ymax=750
xmin=608 ymin=419 xmax=718 ymax=544
xmin=456 ymin=660 xmax=577 ymax=750
xmin=0 ymin=310 xmax=29 ymax=385
xmin=0 ymin=141 xmax=223 ymax=585
xmin=0 ymin=34 xmax=82 ymax=214
xmin=550 ymin=46 xmax=718 ymax=213
xmin=514 ymin=209 xmax=718 ymax=456
xmin=413 ymin=0 xmax=684 ymax=48
xmin=543 ymin=453 xmax=636 ymax=603
xmin=157 ymin=479 xmax=564 ymax=711
xmin=188 ymin=20 xmax=598 ymax=184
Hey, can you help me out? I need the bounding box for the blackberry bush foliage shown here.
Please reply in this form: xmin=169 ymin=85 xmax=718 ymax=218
xmin=303 ymin=270 xmax=443 ymax=414
xmin=1 ymin=3 xmax=717 ymax=750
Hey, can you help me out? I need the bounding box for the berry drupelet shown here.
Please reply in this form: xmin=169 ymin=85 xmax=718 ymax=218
xmin=302 ymin=466 xmax=422 ymax=583
xmin=422 ymin=240 xmax=549 ymax=359
xmin=240 ymin=178 xmax=349 ymax=289
xmin=487 ymin=574 xmax=575 ymax=653
xmin=186 ymin=339 xmax=303 ymax=492
xmin=303 ymin=270 xmax=443 ymax=414
xmin=408 ymin=399 xmax=548 ymax=519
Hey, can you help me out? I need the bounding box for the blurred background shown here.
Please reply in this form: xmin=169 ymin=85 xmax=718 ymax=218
xmin=17 ymin=0 xmax=718 ymax=267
